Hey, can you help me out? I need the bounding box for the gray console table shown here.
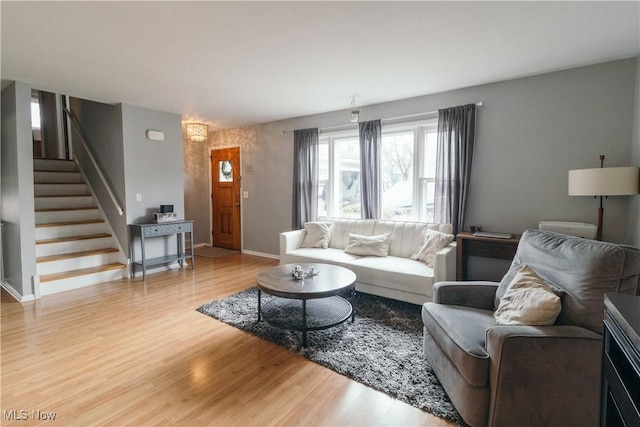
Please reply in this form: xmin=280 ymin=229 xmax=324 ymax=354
xmin=129 ymin=220 xmax=194 ymax=280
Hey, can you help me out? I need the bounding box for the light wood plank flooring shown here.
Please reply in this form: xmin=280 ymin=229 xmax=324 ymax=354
xmin=1 ymin=253 xmax=456 ymax=427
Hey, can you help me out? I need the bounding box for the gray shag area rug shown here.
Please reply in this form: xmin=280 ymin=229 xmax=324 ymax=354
xmin=197 ymin=288 xmax=463 ymax=425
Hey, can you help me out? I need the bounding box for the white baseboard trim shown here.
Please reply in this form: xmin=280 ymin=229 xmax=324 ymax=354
xmin=1 ymin=281 xmax=36 ymax=302
xmin=241 ymin=249 xmax=279 ymax=260
xmin=193 ymin=243 xmax=209 ymax=248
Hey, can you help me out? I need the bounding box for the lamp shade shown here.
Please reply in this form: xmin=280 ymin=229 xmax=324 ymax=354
xmin=568 ymin=166 xmax=639 ymax=196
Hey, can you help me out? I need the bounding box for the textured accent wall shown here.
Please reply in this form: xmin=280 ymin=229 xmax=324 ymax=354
xmin=183 ymin=126 xmax=257 ymax=246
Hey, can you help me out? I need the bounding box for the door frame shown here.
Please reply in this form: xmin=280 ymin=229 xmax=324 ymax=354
xmin=208 ymin=145 xmax=243 ymax=250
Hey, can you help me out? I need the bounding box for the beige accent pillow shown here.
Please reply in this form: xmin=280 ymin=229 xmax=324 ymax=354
xmin=301 ymin=222 xmax=333 ymax=248
xmin=410 ymin=228 xmax=455 ymax=268
xmin=494 ymin=265 xmax=562 ymax=326
xmin=344 ymin=233 xmax=391 ymax=257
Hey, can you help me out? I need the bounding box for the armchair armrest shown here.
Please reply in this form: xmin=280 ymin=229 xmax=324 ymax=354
xmin=279 ymin=229 xmax=306 ymax=264
xmin=433 ymin=242 xmax=456 ymax=283
xmin=485 ymin=325 xmax=602 ymax=427
xmin=433 ymin=281 xmax=498 ymax=310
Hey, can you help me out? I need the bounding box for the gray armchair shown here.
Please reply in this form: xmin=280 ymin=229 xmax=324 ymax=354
xmin=422 ymin=229 xmax=640 ymax=427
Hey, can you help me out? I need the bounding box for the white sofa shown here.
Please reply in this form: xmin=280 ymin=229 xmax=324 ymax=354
xmin=279 ymin=217 xmax=456 ymax=305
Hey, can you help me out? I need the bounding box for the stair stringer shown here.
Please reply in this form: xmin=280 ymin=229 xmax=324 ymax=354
xmin=71 ymin=158 xmax=129 ymax=274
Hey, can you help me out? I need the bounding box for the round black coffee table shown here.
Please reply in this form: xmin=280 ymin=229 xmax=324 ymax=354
xmin=256 ymin=263 xmax=356 ymax=347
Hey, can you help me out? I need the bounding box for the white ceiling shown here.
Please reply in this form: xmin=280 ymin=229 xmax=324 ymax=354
xmin=2 ymin=1 xmax=639 ymax=130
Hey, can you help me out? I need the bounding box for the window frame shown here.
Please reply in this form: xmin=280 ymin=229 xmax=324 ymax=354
xmin=318 ymin=118 xmax=438 ymax=221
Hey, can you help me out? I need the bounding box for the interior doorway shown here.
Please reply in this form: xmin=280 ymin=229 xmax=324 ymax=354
xmin=31 ymin=90 xmax=71 ymax=160
xmin=210 ymin=147 xmax=242 ymax=250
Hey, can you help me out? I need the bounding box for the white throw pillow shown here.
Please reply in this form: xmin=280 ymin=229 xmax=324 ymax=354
xmin=301 ymin=222 xmax=333 ymax=248
xmin=410 ymin=228 xmax=455 ymax=268
xmin=344 ymin=233 xmax=391 ymax=257
xmin=494 ymin=265 xmax=562 ymax=326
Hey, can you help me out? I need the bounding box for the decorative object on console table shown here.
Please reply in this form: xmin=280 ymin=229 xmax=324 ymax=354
xmin=128 ymin=220 xmax=194 ymax=281
xmin=154 ymin=204 xmax=177 ymax=223
xmin=456 ymin=231 xmax=520 ymax=280
xmin=601 ymin=293 xmax=640 ymax=427
xmin=568 ymin=155 xmax=639 ymax=241
xmin=154 ymin=212 xmax=177 ymax=223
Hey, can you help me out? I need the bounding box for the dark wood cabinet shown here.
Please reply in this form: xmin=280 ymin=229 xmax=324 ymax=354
xmin=601 ymin=294 xmax=640 ymax=427
xmin=455 ymin=232 xmax=520 ymax=280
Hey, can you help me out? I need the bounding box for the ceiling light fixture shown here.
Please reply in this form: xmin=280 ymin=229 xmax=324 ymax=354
xmin=185 ymin=123 xmax=208 ymax=142
xmin=349 ymin=98 xmax=359 ymax=123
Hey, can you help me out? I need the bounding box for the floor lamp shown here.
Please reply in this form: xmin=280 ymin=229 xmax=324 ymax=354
xmin=568 ymin=155 xmax=639 ymax=241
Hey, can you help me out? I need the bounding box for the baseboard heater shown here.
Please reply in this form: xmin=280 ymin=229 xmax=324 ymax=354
xmin=538 ymin=221 xmax=598 ymax=239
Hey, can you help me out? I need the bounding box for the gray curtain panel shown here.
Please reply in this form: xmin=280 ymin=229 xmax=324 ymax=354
xmin=292 ymin=128 xmax=319 ymax=229
xmin=434 ymin=104 xmax=477 ymax=234
xmin=359 ymin=120 xmax=382 ymax=219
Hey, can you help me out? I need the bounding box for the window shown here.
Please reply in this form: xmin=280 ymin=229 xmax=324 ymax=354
xmin=31 ymin=100 xmax=41 ymax=129
xmin=319 ymin=119 xmax=437 ymax=221
xmin=318 ymin=132 xmax=361 ymax=218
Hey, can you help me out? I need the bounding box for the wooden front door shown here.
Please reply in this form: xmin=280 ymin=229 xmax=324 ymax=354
xmin=211 ymin=147 xmax=241 ymax=250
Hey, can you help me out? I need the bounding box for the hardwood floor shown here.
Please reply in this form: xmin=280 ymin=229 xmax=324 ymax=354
xmin=1 ymin=253 xmax=456 ymax=427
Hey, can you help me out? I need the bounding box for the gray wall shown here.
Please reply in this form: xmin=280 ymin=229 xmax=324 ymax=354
xmin=70 ymin=100 xmax=184 ymax=260
xmin=122 ymin=104 xmax=184 ymax=259
xmin=185 ymin=58 xmax=639 ymax=257
xmin=1 ymin=81 xmax=37 ymax=299
xmin=70 ymin=98 xmax=128 ymax=250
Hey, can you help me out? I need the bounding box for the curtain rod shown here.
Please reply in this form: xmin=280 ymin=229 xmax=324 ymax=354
xmin=281 ymin=101 xmax=483 ymax=135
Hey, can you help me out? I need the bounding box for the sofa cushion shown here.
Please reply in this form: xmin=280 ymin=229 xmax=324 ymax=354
xmin=285 ymin=248 xmax=360 ymax=267
xmin=411 ymin=228 xmax=455 ymax=267
xmin=494 ymin=265 xmax=561 ymax=326
xmin=496 ymin=229 xmax=640 ymax=333
xmin=349 ymin=256 xmax=434 ymax=296
xmin=344 ymin=233 xmax=391 ymax=257
xmin=319 ymin=217 xmax=376 ymax=249
xmin=301 ymin=222 xmax=333 ymax=248
xmin=373 ymin=220 xmax=453 ymax=258
xmin=422 ymin=302 xmax=494 ymax=388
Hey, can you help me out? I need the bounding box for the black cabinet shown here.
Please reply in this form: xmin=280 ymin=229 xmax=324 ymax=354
xmin=601 ymin=294 xmax=640 ymax=427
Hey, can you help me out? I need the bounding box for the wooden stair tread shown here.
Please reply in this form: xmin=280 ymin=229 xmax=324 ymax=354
xmin=36 ymin=233 xmax=112 ymax=245
xmin=37 ymin=248 xmax=119 ymax=263
xmin=33 ymin=169 xmax=78 ymax=173
xmin=34 ymin=182 xmax=85 ymax=185
xmin=35 ymin=194 xmax=92 ymax=198
xmin=36 ymin=219 xmax=104 ymax=228
xmin=35 ymin=207 xmax=98 ymax=212
xmin=39 ymin=263 xmax=126 ymax=283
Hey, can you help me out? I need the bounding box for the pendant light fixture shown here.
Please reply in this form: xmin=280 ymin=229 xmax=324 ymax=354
xmin=349 ymin=98 xmax=359 ymax=123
